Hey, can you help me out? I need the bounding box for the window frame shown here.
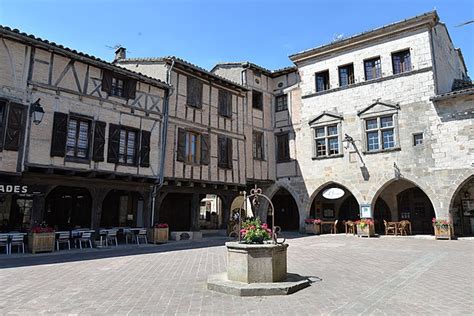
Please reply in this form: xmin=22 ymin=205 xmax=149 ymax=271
xmin=312 ymin=123 xmax=342 ymax=159
xmin=111 ymin=77 xmax=125 ymax=98
xmin=338 ymin=63 xmax=355 ymax=87
xmin=275 ymin=94 xmax=288 ymax=112
xmin=118 ymin=127 xmax=139 ymax=166
xmin=276 ymin=132 xmax=291 ymax=163
xmin=185 ymin=131 xmax=201 ymax=164
xmin=363 ymin=114 xmax=399 ymax=153
xmin=65 ymin=115 xmax=92 ymax=162
xmin=315 ymin=70 xmax=330 ymax=92
xmin=413 ymin=133 xmax=424 ymax=146
xmin=392 ymin=49 xmax=411 ymax=75
xmin=364 ymin=56 xmax=382 ymax=81
xmin=252 ymin=131 xmax=265 ymax=160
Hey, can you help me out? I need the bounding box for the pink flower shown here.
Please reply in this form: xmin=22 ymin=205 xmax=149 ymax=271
xmin=262 ymin=223 xmax=268 ymax=229
xmin=240 ymin=229 xmax=247 ymax=234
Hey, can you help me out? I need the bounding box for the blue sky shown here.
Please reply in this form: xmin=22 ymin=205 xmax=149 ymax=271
xmin=1 ymin=0 xmax=473 ymax=74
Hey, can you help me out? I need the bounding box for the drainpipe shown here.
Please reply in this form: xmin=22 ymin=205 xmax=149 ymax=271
xmin=150 ymin=59 xmax=175 ymax=226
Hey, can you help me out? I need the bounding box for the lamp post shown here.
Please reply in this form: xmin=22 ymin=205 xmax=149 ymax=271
xmin=30 ymin=98 xmax=44 ymax=125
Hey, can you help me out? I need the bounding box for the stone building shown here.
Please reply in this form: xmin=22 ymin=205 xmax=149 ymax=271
xmin=0 ymin=26 xmax=169 ymax=231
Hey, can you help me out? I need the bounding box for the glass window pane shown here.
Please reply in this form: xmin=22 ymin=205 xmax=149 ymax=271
xmin=382 ymin=130 xmax=395 ymax=149
xmin=328 ymin=137 xmax=339 ymax=155
xmin=316 ymin=139 xmax=326 ymax=156
xmin=367 ymin=131 xmax=379 ymax=151
xmin=366 ymin=119 xmax=378 ymax=130
xmin=381 ymin=116 xmax=393 ymax=128
xmin=315 ymin=127 xmax=325 ymax=138
xmin=327 ymin=125 xmax=338 ymax=136
xmin=413 ymin=133 xmax=423 ymax=146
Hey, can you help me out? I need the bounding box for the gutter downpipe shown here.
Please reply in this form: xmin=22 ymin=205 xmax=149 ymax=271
xmin=150 ymin=59 xmax=175 ymax=226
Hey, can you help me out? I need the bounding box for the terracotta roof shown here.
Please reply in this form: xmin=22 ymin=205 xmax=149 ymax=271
xmin=118 ymin=56 xmax=248 ymax=91
xmin=289 ymin=11 xmax=439 ymax=62
xmin=430 ymin=87 xmax=474 ymax=101
xmin=452 ymin=79 xmax=473 ymax=91
xmin=211 ymin=61 xmax=296 ymax=78
xmin=0 ymin=25 xmax=170 ymax=89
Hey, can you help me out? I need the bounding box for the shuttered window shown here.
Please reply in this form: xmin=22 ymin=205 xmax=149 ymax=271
xmin=139 ymin=130 xmax=151 ymax=167
xmin=218 ymin=136 xmax=232 ymax=169
xmin=51 ymin=112 xmax=69 ymax=157
xmin=3 ymin=103 xmax=26 ymax=151
xmin=176 ymin=128 xmax=209 ymax=165
xmin=102 ymin=70 xmax=137 ymax=99
xmin=118 ymin=129 xmax=138 ymax=165
xmin=218 ymin=89 xmax=232 ymax=117
xmin=92 ymin=121 xmax=106 ymax=162
xmin=187 ymin=77 xmax=203 ymax=108
xmin=66 ymin=117 xmax=91 ymax=159
xmin=276 ymin=133 xmax=290 ymax=163
xmin=252 ymin=90 xmax=263 ymax=110
xmin=252 ymin=131 xmax=264 ymax=160
xmin=0 ymin=100 xmax=7 ymax=151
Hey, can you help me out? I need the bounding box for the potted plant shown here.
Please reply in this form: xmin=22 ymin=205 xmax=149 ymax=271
xmin=28 ymin=222 xmax=55 ymax=253
xmin=150 ymin=223 xmax=169 ymax=244
xmin=432 ymin=218 xmax=453 ymax=240
xmin=240 ymin=218 xmax=272 ymax=244
xmin=304 ymin=218 xmax=321 ymax=235
xmin=356 ymin=219 xmax=375 ymax=237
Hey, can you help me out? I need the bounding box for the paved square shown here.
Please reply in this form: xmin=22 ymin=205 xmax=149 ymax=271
xmin=0 ymin=235 xmax=473 ymax=315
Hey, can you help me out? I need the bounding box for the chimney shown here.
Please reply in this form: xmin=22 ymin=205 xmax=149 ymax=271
xmin=114 ymin=47 xmax=126 ymax=61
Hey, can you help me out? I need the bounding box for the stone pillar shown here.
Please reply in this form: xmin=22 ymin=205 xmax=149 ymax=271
xmin=90 ymin=188 xmax=108 ymax=229
xmin=30 ymin=184 xmax=50 ymax=227
xmin=153 ymin=191 xmax=168 ymax=226
xmin=190 ymin=193 xmax=200 ymax=231
xmin=141 ymin=190 xmax=151 ymax=228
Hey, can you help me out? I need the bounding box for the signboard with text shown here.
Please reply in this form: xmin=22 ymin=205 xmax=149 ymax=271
xmin=360 ymin=204 xmax=372 ymax=218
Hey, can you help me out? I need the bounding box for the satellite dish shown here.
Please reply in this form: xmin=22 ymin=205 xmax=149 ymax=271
xmin=322 ymin=188 xmax=345 ymax=200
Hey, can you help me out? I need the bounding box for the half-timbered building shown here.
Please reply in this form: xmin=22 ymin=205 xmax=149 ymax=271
xmin=0 ymin=26 xmax=169 ymax=232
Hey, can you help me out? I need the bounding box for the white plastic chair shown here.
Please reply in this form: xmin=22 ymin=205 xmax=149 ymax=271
xmin=56 ymin=231 xmax=71 ymax=250
xmin=106 ymin=229 xmax=118 ymax=247
xmin=9 ymin=234 xmax=25 ymax=254
xmin=79 ymin=231 xmax=93 ymax=249
xmin=0 ymin=234 xmax=9 ymax=255
xmin=136 ymin=229 xmax=148 ymax=245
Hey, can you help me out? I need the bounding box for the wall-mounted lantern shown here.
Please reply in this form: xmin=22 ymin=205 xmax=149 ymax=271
xmin=31 ymin=98 xmax=44 ymax=125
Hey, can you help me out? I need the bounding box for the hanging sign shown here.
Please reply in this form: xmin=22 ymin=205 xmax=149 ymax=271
xmin=322 ymin=188 xmax=345 ymax=200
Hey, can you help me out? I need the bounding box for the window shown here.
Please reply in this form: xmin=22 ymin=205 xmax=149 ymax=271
xmin=0 ymin=101 xmax=6 ymax=149
xmin=66 ymin=117 xmax=90 ymax=159
xmin=118 ymin=129 xmax=138 ymax=164
xmin=413 ymin=133 xmax=423 ymax=146
xmin=275 ymin=94 xmax=288 ymax=112
xmin=392 ymin=50 xmax=411 ymax=74
xmin=218 ymin=89 xmax=232 ymax=118
xmin=187 ymin=77 xmax=203 ymax=108
xmin=218 ymin=136 xmax=232 ymax=169
xmin=253 ymin=131 xmax=264 ymax=160
xmin=364 ymin=57 xmax=382 ymax=80
xmin=111 ymin=77 xmax=124 ymax=97
xmin=338 ymin=64 xmax=354 ymax=87
xmin=315 ymin=70 xmax=330 ymax=92
xmin=276 ymin=133 xmax=290 ymax=163
xmin=314 ymin=124 xmax=340 ymax=158
xmin=252 ymin=90 xmax=263 ymax=110
xmin=365 ymin=115 xmax=396 ymax=152
xmin=185 ymin=131 xmax=201 ymax=164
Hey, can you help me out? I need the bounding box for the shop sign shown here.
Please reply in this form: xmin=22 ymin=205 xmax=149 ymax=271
xmin=0 ymin=184 xmax=29 ymax=194
xmin=360 ymin=204 xmax=372 ymax=218
xmin=322 ymin=188 xmax=345 ymax=200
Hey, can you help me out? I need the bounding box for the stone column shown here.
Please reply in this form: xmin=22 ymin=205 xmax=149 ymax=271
xmin=141 ymin=189 xmax=151 ymax=228
xmin=190 ymin=193 xmax=200 ymax=231
xmin=90 ymin=188 xmax=109 ymax=229
xmin=30 ymin=184 xmax=50 ymax=227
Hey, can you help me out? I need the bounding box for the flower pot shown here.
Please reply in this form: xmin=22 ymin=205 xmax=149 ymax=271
xmin=434 ymin=224 xmax=453 ymax=240
xmin=357 ymin=224 xmax=375 ymax=238
xmin=150 ymin=227 xmax=169 ymax=243
xmin=28 ymin=232 xmax=55 ymax=254
xmin=305 ymin=223 xmax=321 ymax=235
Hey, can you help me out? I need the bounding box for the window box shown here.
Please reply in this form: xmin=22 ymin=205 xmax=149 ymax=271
xmin=149 ymin=227 xmax=169 ymax=244
xmin=305 ymin=223 xmax=321 ymax=235
xmin=356 ymin=220 xmax=375 ymax=238
xmin=433 ymin=224 xmax=454 ymax=240
xmin=28 ymin=232 xmax=55 ymax=254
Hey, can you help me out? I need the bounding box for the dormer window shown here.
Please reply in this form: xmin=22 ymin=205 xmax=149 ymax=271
xmin=101 ymin=70 xmax=137 ymax=99
xmin=111 ymin=77 xmax=125 ymax=97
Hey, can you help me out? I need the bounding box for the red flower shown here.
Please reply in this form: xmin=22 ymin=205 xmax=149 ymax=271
xmin=155 ymin=223 xmax=168 ymax=228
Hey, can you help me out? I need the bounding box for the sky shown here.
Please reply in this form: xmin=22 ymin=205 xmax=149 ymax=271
xmin=0 ymin=0 xmax=473 ymax=74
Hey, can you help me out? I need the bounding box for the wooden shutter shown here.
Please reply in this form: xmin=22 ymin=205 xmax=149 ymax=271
xmin=101 ymin=70 xmax=113 ymax=93
xmin=217 ymin=136 xmax=225 ymax=168
xmin=92 ymin=121 xmax=106 ymax=162
xmin=177 ymin=128 xmax=186 ymax=162
xmin=140 ymin=130 xmax=151 ymax=167
xmin=107 ymin=124 xmax=120 ymax=163
xmin=133 ymin=130 xmax=140 ymax=166
xmin=227 ymin=137 xmax=233 ymax=168
xmin=0 ymin=100 xmax=6 ymax=151
xmin=200 ymin=134 xmax=210 ymax=165
xmin=50 ymin=112 xmax=68 ymax=157
xmin=218 ymin=90 xmax=232 ymax=118
xmin=187 ymin=77 xmax=202 ymax=108
xmin=125 ymin=79 xmax=137 ymax=99
xmin=4 ymin=103 xmax=26 ymax=151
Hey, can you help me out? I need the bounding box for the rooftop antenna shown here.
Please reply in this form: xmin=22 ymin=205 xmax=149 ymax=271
xmin=455 ymin=20 xmax=474 ymax=27
xmin=332 ymin=33 xmax=345 ymax=43
xmin=105 ymin=44 xmax=133 ymax=54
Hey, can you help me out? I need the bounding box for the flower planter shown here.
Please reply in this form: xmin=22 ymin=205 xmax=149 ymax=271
xmin=357 ymin=224 xmax=375 ymax=238
xmin=305 ymin=223 xmax=321 ymax=235
xmin=434 ymin=224 xmax=453 ymax=240
xmin=28 ymin=232 xmax=55 ymax=254
xmin=150 ymin=227 xmax=169 ymax=243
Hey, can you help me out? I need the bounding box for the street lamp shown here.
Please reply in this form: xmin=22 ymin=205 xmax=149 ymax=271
xmin=31 ymin=98 xmax=44 ymax=125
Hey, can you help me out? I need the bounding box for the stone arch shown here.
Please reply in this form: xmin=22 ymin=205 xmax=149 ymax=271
xmin=447 ymin=174 xmax=474 ymax=210
xmin=306 ymin=180 xmax=364 ymax=211
xmin=368 ymin=174 xmax=439 ymax=217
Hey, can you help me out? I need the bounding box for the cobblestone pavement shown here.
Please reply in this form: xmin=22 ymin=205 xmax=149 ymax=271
xmin=0 ymin=234 xmax=473 ymax=315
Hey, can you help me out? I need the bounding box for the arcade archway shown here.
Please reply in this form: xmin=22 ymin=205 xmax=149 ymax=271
xmin=449 ymin=176 xmax=474 ymax=236
xmin=45 ymin=186 xmax=92 ymax=230
xmin=100 ymin=190 xmax=144 ymax=228
xmin=270 ymin=188 xmax=299 ymax=231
